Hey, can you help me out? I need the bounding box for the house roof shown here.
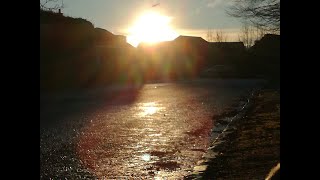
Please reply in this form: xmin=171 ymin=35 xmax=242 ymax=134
xmin=174 ymin=35 xmax=208 ymax=45
xmin=94 ymin=28 xmax=114 ymax=38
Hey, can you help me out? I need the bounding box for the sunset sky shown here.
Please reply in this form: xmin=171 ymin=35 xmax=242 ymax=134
xmin=59 ymin=0 xmax=242 ymax=43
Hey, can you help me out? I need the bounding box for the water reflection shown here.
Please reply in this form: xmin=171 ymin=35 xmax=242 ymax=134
xmin=141 ymin=153 xmax=151 ymax=161
xmin=139 ymin=102 xmax=163 ymax=116
xmin=75 ymin=83 xmax=224 ymax=178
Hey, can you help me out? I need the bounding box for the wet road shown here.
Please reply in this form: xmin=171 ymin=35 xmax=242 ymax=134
xmin=40 ymin=79 xmax=264 ymax=179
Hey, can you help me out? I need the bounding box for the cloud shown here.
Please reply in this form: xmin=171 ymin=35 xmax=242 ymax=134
xmin=207 ymin=0 xmax=223 ymax=8
xmin=193 ymin=0 xmax=224 ymax=15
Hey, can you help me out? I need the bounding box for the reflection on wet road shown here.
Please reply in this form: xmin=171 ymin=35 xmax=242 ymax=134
xmin=40 ymin=79 xmax=264 ymax=179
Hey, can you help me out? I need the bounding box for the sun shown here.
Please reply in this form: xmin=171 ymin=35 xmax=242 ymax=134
xmin=127 ymin=11 xmax=179 ymax=47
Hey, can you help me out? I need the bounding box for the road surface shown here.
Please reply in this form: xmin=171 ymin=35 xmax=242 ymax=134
xmin=40 ymin=79 xmax=264 ymax=179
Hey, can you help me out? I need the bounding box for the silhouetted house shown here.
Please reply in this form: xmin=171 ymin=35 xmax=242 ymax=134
xmin=95 ymin=28 xmax=134 ymax=57
xmin=137 ymin=40 xmax=176 ymax=56
xmin=94 ymin=28 xmax=136 ymax=83
xmin=250 ymin=34 xmax=280 ymax=58
xmin=174 ymin=35 xmax=208 ymax=45
xmin=167 ymin=36 xmax=209 ymax=76
xmin=137 ymin=35 xmax=209 ymax=58
xmin=135 ymin=36 xmax=210 ymax=79
xmin=210 ymin=42 xmax=245 ymax=52
xmin=173 ymin=36 xmax=209 ymax=57
xmin=94 ymin=28 xmax=130 ymax=48
xmin=137 ymin=36 xmax=210 ymax=58
xmin=175 ymin=36 xmax=209 ymax=61
xmin=208 ymin=42 xmax=246 ymax=65
xmin=248 ymin=34 xmax=280 ymax=78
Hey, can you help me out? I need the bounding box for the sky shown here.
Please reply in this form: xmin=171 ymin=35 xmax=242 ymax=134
xmin=55 ymin=0 xmax=243 ymax=42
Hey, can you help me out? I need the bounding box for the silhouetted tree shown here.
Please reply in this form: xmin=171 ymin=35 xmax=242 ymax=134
xmin=227 ymin=0 xmax=280 ymax=32
xmin=238 ymin=23 xmax=254 ymax=48
xmin=238 ymin=23 xmax=266 ymax=48
xmin=206 ymin=29 xmax=214 ymax=42
xmin=40 ymin=0 xmax=64 ymax=12
xmin=206 ymin=29 xmax=228 ymax=42
xmin=214 ymin=29 xmax=228 ymax=42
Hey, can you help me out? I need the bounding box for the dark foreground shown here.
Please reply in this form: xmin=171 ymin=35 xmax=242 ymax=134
xmin=187 ymin=88 xmax=280 ymax=179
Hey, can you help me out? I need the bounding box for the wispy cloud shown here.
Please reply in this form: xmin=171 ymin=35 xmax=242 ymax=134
xmin=193 ymin=0 xmax=224 ymax=15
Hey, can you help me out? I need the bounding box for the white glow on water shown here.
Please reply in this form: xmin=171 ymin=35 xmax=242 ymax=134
xmin=139 ymin=102 xmax=163 ymax=116
xmin=141 ymin=153 xmax=151 ymax=161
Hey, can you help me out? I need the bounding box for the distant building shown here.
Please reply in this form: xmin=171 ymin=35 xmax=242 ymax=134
xmin=94 ymin=28 xmax=133 ymax=48
xmin=206 ymin=41 xmax=246 ymax=65
xmin=209 ymin=42 xmax=245 ymax=52
xmin=94 ymin=28 xmax=135 ymax=63
xmin=174 ymin=36 xmax=209 ymax=49
xmin=250 ymin=34 xmax=280 ymax=55
xmin=249 ymin=34 xmax=280 ymax=63
xmin=173 ymin=35 xmax=209 ymax=59
xmin=174 ymin=35 xmax=208 ymax=45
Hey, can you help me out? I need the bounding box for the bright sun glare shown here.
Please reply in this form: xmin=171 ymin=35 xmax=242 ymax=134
xmin=127 ymin=11 xmax=179 ymax=47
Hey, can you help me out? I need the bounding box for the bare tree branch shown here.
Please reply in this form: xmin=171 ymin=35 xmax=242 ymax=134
xmin=206 ymin=29 xmax=214 ymax=42
xmin=227 ymin=0 xmax=280 ymax=33
xmin=206 ymin=29 xmax=228 ymax=42
xmin=214 ymin=29 xmax=228 ymax=42
xmin=238 ymin=23 xmax=266 ymax=48
xmin=40 ymin=0 xmax=64 ymax=12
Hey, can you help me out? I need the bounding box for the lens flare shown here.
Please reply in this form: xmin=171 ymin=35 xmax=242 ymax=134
xmin=127 ymin=11 xmax=179 ymax=47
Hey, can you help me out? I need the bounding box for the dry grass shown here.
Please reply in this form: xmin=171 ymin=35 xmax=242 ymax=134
xmin=195 ymin=89 xmax=280 ymax=179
